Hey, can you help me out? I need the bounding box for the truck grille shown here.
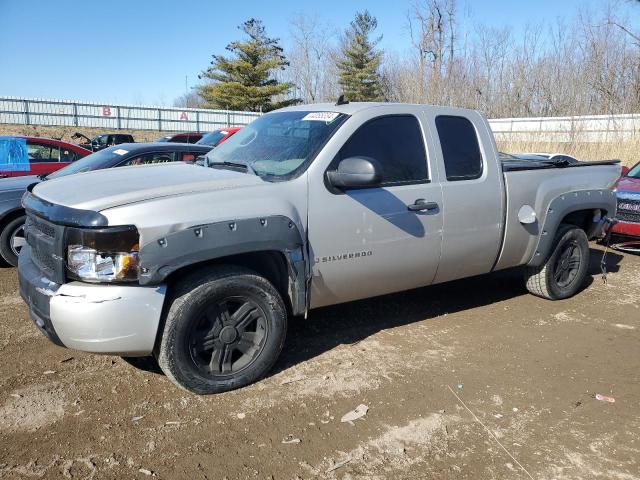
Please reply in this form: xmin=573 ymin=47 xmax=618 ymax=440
xmin=617 ymin=211 xmax=640 ymax=224
xmin=24 ymin=213 xmax=66 ymax=283
xmin=617 ymin=197 xmax=640 ymax=224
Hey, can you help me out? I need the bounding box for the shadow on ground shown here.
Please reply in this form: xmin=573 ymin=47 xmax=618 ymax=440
xmin=124 ymin=246 xmax=624 ymax=377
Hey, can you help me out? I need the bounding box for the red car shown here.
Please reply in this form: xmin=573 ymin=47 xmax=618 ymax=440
xmin=156 ymin=132 xmax=203 ymax=144
xmin=611 ymin=162 xmax=640 ymax=238
xmin=0 ymin=136 xmax=91 ymax=178
xmin=196 ymin=127 xmax=241 ymax=147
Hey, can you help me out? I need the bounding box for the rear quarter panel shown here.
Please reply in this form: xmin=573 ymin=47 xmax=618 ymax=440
xmin=496 ymin=164 xmax=620 ymax=269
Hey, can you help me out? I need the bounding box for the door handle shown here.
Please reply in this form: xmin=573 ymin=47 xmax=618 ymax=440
xmin=407 ymin=199 xmax=439 ymax=212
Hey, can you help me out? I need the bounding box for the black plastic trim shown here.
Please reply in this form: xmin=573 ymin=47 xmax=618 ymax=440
xmin=528 ymin=189 xmax=618 ymax=267
xmin=138 ymin=215 xmax=307 ymax=315
xmin=23 ymin=191 xmax=108 ymax=227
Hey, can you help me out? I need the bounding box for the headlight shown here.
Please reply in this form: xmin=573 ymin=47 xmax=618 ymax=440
xmin=65 ymin=226 xmax=140 ymax=282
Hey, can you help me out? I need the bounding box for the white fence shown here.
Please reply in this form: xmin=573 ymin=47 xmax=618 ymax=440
xmin=1 ymin=96 xmax=638 ymax=141
xmin=488 ymin=113 xmax=640 ymax=143
xmin=0 ymin=97 xmax=261 ymax=132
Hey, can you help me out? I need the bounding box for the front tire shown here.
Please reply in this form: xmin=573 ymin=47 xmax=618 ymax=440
xmin=0 ymin=215 xmax=26 ymax=267
xmin=157 ymin=266 xmax=287 ymax=394
xmin=525 ymin=224 xmax=590 ymax=300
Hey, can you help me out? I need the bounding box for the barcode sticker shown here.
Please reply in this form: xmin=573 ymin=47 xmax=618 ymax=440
xmin=301 ymin=112 xmax=340 ymax=122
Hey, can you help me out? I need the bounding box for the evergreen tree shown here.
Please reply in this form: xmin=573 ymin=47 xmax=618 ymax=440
xmin=199 ymin=19 xmax=299 ymax=111
xmin=337 ymin=11 xmax=385 ymax=102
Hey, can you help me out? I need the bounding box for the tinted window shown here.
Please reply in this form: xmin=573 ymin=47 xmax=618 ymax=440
xmin=338 ymin=115 xmax=427 ymax=185
xmin=27 ymin=142 xmax=60 ymax=162
xmin=435 ymin=116 xmax=482 ymax=181
xmin=114 ymin=135 xmax=132 ymax=143
xmin=181 ymin=152 xmax=199 ymax=162
xmin=60 ymin=148 xmax=79 ymax=162
xmin=120 ymin=152 xmax=176 ymax=166
xmin=627 ymin=162 xmax=640 ymax=178
xmin=197 ymin=130 xmax=226 ymax=146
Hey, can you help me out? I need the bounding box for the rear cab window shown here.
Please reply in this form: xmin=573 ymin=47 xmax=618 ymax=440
xmin=435 ymin=115 xmax=483 ymax=181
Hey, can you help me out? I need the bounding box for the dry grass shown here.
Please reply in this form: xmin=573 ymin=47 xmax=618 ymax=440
xmin=498 ymin=139 xmax=639 ymax=167
xmin=0 ymin=124 xmax=177 ymax=144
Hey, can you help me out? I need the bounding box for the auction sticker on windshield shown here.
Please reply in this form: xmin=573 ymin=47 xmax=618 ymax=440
xmin=302 ymin=112 xmax=340 ymax=123
xmin=113 ymin=149 xmax=129 ymax=156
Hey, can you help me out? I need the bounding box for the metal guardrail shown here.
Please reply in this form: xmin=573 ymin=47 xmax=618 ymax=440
xmin=0 ymin=96 xmax=261 ymax=132
xmin=1 ymin=96 xmax=638 ymax=141
xmin=488 ymin=113 xmax=640 ymax=143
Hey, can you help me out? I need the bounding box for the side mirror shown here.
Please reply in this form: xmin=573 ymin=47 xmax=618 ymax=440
xmin=621 ymin=166 xmax=630 ymax=176
xmin=196 ymin=155 xmax=208 ymax=167
xmin=327 ymin=156 xmax=382 ymax=189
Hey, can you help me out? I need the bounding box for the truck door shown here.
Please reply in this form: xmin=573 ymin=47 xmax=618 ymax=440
xmin=426 ymin=112 xmax=503 ymax=283
xmin=307 ymin=113 xmax=443 ymax=308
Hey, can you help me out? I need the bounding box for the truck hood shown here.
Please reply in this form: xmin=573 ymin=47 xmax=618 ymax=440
xmin=616 ymin=175 xmax=640 ymax=193
xmin=32 ymin=163 xmax=265 ymax=211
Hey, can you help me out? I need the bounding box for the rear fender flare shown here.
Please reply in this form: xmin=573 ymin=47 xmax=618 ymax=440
xmin=528 ymin=189 xmax=617 ymax=267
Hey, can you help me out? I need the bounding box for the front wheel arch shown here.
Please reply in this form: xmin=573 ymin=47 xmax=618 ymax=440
xmin=156 ymin=265 xmax=287 ymax=394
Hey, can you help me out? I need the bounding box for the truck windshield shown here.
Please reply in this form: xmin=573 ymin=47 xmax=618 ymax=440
xmin=204 ymin=111 xmax=347 ymax=178
xmin=46 ymin=147 xmax=121 ymax=179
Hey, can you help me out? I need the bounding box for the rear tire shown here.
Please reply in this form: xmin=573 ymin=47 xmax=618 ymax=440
xmin=0 ymin=215 xmax=26 ymax=267
xmin=157 ymin=266 xmax=287 ymax=394
xmin=525 ymin=224 xmax=590 ymax=300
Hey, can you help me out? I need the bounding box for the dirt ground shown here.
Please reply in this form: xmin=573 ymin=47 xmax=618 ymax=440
xmin=0 ymin=245 xmax=638 ymax=479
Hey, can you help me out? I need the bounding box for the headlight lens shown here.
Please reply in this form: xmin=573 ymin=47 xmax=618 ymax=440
xmin=65 ymin=226 xmax=139 ymax=282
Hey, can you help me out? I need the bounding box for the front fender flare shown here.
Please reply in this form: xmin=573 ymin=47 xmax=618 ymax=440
xmin=138 ymin=215 xmax=307 ymax=315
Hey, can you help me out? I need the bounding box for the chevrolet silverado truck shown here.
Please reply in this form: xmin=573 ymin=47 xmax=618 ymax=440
xmin=18 ymin=102 xmax=620 ymax=394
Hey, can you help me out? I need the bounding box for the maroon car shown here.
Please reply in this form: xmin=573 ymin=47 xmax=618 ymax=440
xmin=156 ymin=132 xmax=203 ymax=144
xmin=0 ymin=136 xmax=91 ymax=178
xmin=611 ymin=162 xmax=640 ymax=239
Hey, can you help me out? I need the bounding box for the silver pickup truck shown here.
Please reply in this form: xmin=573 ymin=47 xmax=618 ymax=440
xmin=18 ymin=102 xmax=620 ymax=394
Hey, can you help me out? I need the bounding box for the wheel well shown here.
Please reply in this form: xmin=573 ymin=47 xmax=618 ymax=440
xmin=163 ymin=250 xmax=292 ymax=314
xmin=560 ymin=208 xmax=604 ymax=233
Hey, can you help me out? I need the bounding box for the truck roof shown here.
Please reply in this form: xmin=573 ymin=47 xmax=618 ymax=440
xmin=279 ymin=102 xmax=479 ymax=116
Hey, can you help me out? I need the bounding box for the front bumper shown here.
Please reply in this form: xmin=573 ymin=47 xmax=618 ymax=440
xmin=18 ymin=245 xmax=166 ymax=356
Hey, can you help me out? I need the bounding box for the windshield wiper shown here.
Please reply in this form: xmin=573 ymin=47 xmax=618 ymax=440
xmin=37 ymin=174 xmax=48 ymax=181
xmin=209 ymin=160 xmax=257 ymax=176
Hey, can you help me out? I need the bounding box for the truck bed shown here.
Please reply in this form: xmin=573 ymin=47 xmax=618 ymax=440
xmin=502 ymin=158 xmax=620 ymax=172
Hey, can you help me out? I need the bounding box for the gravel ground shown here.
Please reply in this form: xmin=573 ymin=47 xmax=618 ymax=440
xmin=0 ymin=245 xmax=638 ymax=479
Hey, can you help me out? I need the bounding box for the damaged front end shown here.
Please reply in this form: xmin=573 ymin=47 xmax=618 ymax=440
xmin=18 ymin=192 xmax=166 ymax=355
xmin=19 ymin=244 xmax=166 ymax=355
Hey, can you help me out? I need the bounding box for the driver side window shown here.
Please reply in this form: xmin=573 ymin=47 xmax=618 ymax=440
xmin=337 ymin=115 xmax=428 ymax=186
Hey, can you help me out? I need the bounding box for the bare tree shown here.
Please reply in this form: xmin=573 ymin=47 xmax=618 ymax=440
xmin=287 ymin=14 xmax=336 ymax=103
xmin=173 ymin=90 xmax=206 ymax=109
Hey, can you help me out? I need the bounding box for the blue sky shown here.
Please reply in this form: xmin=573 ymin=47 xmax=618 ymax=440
xmin=0 ymin=0 xmax=634 ymax=105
